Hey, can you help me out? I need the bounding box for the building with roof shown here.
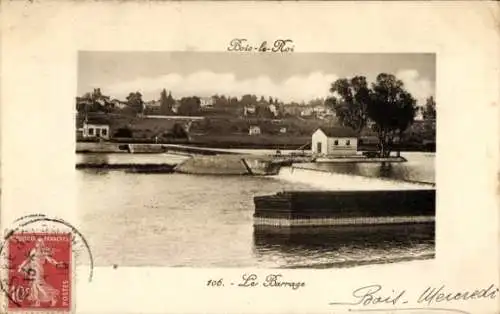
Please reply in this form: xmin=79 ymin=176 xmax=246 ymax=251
xmin=311 ymin=127 xmax=358 ymax=156
xmin=249 ymin=125 xmax=261 ymax=135
xmin=200 ymin=97 xmax=214 ymax=109
xmin=77 ymin=115 xmax=111 ymax=140
xmin=243 ymin=105 xmax=256 ymax=116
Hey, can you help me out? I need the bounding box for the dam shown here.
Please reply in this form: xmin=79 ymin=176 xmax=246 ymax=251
xmin=253 ymin=189 xmax=435 ymax=227
xmin=254 ymin=162 xmax=435 ymax=228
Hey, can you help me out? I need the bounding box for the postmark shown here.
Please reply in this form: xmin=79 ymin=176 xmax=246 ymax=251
xmin=0 ymin=215 xmax=93 ymax=313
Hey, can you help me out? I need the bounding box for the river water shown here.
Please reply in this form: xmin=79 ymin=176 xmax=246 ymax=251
xmin=77 ymin=152 xmax=435 ymax=268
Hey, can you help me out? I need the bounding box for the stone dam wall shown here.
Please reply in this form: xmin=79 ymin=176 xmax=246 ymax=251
xmin=254 ymin=190 xmax=435 ymax=227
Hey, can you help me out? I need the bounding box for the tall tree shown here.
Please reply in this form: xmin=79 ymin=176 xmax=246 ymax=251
xmin=126 ymin=92 xmax=144 ymax=115
xmin=327 ymin=74 xmax=417 ymax=157
xmin=422 ymin=96 xmax=436 ymax=141
xmin=326 ymin=76 xmax=371 ymax=135
xmin=160 ymin=89 xmax=169 ymax=115
xmin=241 ymin=94 xmax=258 ymax=106
xmin=159 ymin=89 xmax=175 ymax=115
xmin=368 ymin=73 xmax=417 ymax=157
xmin=166 ymin=91 xmax=175 ymax=113
xmin=423 ymin=96 xmax=436 ymax=120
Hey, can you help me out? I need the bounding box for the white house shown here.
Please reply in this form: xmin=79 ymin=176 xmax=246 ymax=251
xmin=145 ymin=100 xmax=161 ymax=108
xmin=300 ymin=108 xmax=313 ymax=117
xmin=249 ymin=125 xmax=261 ymax=135
xmin=268 ymin=104 xmax=278 ymax=117
xmin=311 ymin=127 xmax=358 ymax=156
xmin=200 ymin=97 xmax=214 ymax=108
xmin=82 ymin=117 xmax=111 ymax=140
xmin=244 ymin=105 xmax=256 ymax=116
xmin=414 ymin=106 xmax=424 ymax=121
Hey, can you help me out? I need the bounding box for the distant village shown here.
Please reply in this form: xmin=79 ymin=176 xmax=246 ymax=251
xmin=77 ymin=88 xmax=341 ymax=120
xmin=76 ymin=87 xmax=436 ymax=151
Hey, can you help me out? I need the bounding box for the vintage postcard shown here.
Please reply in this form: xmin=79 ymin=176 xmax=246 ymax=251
xmin=1 ymin=1 xmax=499 ymax=314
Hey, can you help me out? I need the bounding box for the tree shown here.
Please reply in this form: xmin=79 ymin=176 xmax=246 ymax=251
xmin=327 ymin=74 xmax=417 ymax=157
xmin=171 ymin=123 xmax=188 ymax=138
xmin=256 ymin=105 xmax=274 ymax=119
xmin=166 ymin=92 xmax=175 ymax=113
xmin=178 ymin=97 xmax=201 ymax=116
xmin=160 ymin=89 xmax=170 ymax=115
xmin=326 ymin=76 xmax=371 ymax=134
xmin=159 ymin=89 xmax=175 ymax=115
xmin=126 ymin=92 xmax=144 ymax=115
xmin=368 ymin=73 xmax=417 ymax=157
xmin=423 ymin=96 xmax=436 ymax=120
xmin=213 ymin=95 xmax=229 ymax=108
xmin=240 ymin=94 xmax=258 ymax=106
xmin=422 ymin=96 xmax=436 ymax=142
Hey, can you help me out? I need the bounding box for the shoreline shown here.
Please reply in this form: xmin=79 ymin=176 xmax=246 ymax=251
xmin=76 ymin=141 xmax=435 ymax=154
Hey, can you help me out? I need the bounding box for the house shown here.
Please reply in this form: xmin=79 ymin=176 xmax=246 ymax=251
xmin=279 ymin=127 xmax=287 ymax=134
xmin=311 ymin=127 xmax=358 ymax=156
xmin=414 ymin=106 xmax=424 ymax=121
xmin=81 ymin=116 xmax=111 ymax=140
xmin=172 ymin=101 xmax=181 ymax=114
xmin=200 ymin=97 xmax=214 ymax=109
xmin=300 ymin=108 xmax=313 ymax=117
xmin=268 ymin=104 xmax=278 ymax=117
xmin=249 ymin=125 xmax=261 ymax=135
xmin=244 ymin=105 xmax=256 ymax=116
xmin=145 ymin=100 xmax=161 ymax=108
xmin=110 ymin=99 xmax=127 ymax=109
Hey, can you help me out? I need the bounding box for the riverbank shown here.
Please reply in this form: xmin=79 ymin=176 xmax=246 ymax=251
xmin=315 ymin=156 xmax=407 ymax=163
xmin=75 ymin=163 xmax=176 ymax=173
xmin=76 ymin=140 xmax=435 ymax=154
xmin=76 ymin=153 xmax=312 ymax=176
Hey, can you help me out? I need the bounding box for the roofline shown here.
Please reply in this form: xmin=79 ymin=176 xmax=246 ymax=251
xmin=315 ymin=127 xmax=358 ymax=138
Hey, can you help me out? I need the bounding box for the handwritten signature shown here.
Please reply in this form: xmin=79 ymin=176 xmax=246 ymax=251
xmin=329 ymin=284 xmax=499 ymax=314
xmin=227 ymin=39 xmax=294 ymax=53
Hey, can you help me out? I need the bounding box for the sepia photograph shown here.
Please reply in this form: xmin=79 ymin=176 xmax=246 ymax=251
xmin=3 ymin=1 xmax=499 ymax=313
xmin=75 ymin=52 xmax=436 ymax=269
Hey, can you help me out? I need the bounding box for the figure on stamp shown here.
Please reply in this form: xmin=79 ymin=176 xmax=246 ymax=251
xmin=17 ymin=238 xmax=63 ymax=307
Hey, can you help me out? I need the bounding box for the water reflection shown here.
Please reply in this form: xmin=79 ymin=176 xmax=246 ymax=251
xmin=253 ymin=223 xmax=435 ymax=268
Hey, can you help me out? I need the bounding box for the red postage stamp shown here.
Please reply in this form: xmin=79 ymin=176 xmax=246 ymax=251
xmin=7 ymin=233 xmax=72 ymax=311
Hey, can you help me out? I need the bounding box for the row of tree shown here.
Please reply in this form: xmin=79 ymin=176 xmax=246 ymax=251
xmin=77 ymin=88 xmax=203 ymax=116
xmin=327 ymin=73 xmax=436 ymax=157
xmin=77 ymin=89 xmax=320 ymax=118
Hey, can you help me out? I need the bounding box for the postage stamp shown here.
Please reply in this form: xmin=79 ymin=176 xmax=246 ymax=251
xmin=0 ymin=215 xmax=93 ymax=313
xmin=7 ymin=233 xmax=72 ymax=311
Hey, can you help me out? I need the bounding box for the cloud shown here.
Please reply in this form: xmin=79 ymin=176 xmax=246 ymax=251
xmin=395 ymin=69 xmax=434 ymax=106
xmin=101 ymin=69 xmax=434 ymax=105
xmin=104 ymin=71 xmax=338 ymax=103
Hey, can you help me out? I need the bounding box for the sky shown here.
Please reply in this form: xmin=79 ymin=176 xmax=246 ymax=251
xmin=78 ymin=52 xmax=435 ymax=105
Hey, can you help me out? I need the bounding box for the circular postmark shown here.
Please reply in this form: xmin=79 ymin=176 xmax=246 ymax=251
xmin=0 ymin=214 xmax=94 ymax=311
